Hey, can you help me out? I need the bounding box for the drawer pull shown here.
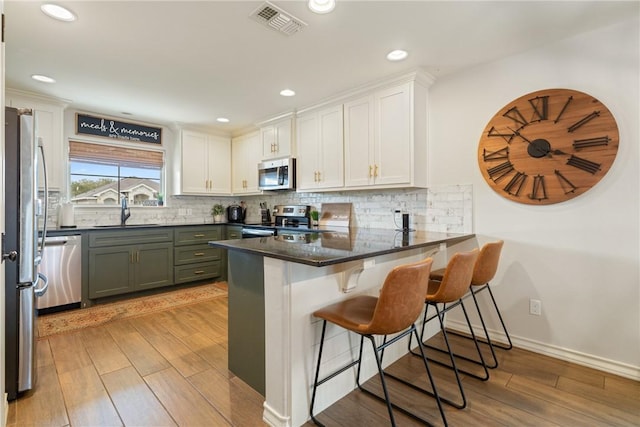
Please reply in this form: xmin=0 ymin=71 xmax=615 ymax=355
xmin=194 ymin=252 xmax=205 ymax=256
xmin=194 ymin=234 xmax=205 ymax=237
xmin=194 ymin=270 xmax=205 ymax=274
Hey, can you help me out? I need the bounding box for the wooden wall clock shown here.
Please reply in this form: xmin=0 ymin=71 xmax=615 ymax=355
xmin=477 ymin=88 xmax=619 ymax=205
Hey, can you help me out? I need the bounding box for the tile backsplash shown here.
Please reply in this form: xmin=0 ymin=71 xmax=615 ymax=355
xmin=47 ymin=185 xmax=473 ymax=233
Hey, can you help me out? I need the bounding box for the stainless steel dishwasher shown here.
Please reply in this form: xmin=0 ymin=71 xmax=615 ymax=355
xmin=37 ymin=235 xmax=82 ymax=310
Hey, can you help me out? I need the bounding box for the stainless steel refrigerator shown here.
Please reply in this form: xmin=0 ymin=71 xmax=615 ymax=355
xmin=3 ymin=107 xmax=49 ymax=400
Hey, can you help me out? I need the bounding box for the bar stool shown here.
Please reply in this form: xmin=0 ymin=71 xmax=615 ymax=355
xmin=429 ymin=240 xmax=510 ymax=370
xmin=309 ymin=257 xmax=447 ymax=427
xmin=406 ymin=248 xmax=484 ymax=409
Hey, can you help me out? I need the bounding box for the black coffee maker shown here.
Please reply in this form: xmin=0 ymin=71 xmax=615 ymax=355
xmin=227 ymin=203 xmax=246 ymax=223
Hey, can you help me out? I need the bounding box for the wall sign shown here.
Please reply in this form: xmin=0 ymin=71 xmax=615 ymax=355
xmin=76 ymin=113 xmax=162 ymax=144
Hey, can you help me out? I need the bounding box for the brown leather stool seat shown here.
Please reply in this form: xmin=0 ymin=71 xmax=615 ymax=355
xmin=428 ymin=240 xmax=510 ymax=370
xmin=309 ymin=257 xmax=447 ymax=427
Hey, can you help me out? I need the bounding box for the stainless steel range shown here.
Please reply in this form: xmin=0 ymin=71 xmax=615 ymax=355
xmin=240 ymin=205 xmax=312 ymax=238
xmin=272 ymin=205 xmax=311 ymax=228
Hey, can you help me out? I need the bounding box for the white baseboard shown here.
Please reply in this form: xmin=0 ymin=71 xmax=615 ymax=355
xmin=446 ymin=319 xmax=640 ymax=381
xmin=3 ymin=393 xmax=7 ymax=427
xmin=263 ymin=401 xmax=290 ymax=427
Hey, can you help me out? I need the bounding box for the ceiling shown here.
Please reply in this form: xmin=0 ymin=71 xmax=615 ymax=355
xmin=4 ymin=1 xmax=638 ymax=135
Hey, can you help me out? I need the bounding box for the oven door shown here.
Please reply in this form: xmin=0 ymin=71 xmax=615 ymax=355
xmin=241 ymin=227 xmax=276 ymax=238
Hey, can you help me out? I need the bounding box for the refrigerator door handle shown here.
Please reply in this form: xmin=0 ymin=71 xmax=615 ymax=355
xmin=37 ymin=141 xmax=49 ymax=262
xmin=34 ymin=272 xmax=49 ymax=298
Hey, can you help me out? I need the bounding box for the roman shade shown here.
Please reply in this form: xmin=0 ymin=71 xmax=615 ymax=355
xmin=69 ymin=140 xmax=163 ymax=168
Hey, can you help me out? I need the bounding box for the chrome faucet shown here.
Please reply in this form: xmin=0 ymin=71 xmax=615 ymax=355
xmin=121 ymin=195 xmax=131 ymax=226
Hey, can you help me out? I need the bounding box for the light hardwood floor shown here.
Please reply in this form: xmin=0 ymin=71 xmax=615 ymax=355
xmin=8 ymin=294 xmax=639 ymax=426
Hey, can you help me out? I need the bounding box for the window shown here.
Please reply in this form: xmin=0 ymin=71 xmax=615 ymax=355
xmin=69 ymin=141 xmax=164 ymax=206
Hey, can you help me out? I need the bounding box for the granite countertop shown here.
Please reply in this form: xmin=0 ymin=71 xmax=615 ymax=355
xmin=44 ymin=222 xmax=229 ymax=236
xmin=209 ymin=228 xmax=475 ymax=267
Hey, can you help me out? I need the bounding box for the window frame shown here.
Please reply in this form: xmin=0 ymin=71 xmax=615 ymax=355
xmin=67 ymin=139 xmax=166 ymax=207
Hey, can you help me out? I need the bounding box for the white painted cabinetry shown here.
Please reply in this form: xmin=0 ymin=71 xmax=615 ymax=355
xmin=179 ymin=130 xmax=231 ymax=195
xmin=296 ymin=105 xmax=344 ymax=191
xmin=344 ymin=78 xmax=430 ymax=189
xmin=261 ymin=117 xmax=293 ymax=159
xmin=343 ymin=95 xmax=374 ymax=188
xmin=232 ymin=131 xmax=262 ymax=195
xmin=6 ymin=91 xmax=66 ymax=190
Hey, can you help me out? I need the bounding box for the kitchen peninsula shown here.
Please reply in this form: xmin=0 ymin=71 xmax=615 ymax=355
xmin=210 ymin=228 xmax=474 ymax=427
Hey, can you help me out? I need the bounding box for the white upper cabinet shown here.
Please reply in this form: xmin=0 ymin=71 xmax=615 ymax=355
xmin=232 ymin=131 xmax=262 ymax=195
xmin=343 ymin=74 xmax=431 ymax=190
xmin=6 ymin=91 xmax=66 ymax=191
xmin=343 ymin=95 xmax=375 ymax=188
xmin=374 ymin=83 xmax=412 ymax=186
xmin=296 ymin=105 xmax=344 ymax=191
xmin=260 ymin=117 xmax=293 ymax=159
xmin=179 ymin=130 xmax=231 ymax=195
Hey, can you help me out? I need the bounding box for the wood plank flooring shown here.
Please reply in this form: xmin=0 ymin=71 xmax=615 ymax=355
xmin=8 ymin=295 xmax=639 ymax=426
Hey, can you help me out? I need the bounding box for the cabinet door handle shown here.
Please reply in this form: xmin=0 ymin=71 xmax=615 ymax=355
xmin=369 ymin=165 xmax=373 ymax=177
xmin=194 ymin=233 xmax=205 ymax=237
xmin=374 ymin=164 xmax=378 ymax=177
xmin=136 ymin=251 xmax=140 ymax=263
xmin=130 ymin=252 xmax=134 ymax=263
xmin=194 ymin=270 xmax=205 ymax=275
xmin=317 ymin=171 xmax=321 ymax=182
xmin=194 ymin=252 xmax=205 ymax=256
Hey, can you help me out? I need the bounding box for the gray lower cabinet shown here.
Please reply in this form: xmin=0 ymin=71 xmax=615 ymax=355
xmin=226 ymin=225 xmax=242 ymax=240
xmin=88 ymin=229 xmax=174 ymax=299
xmin=174 ymin=225 xmax=224 ymax=284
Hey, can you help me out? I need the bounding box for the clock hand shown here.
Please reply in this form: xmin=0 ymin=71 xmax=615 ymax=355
xmin=509 ymin=127 xmax=550 ymax=157
xmin=509 ymin=127 xmax=533 ymax=144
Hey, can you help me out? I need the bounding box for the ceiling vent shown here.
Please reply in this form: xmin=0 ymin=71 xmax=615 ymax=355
xmin=250 ymin=1 xmax=307 ymax=36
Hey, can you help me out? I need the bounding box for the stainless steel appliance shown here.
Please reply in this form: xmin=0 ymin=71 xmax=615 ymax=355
xmin=3 ymin=107 xmax=49 ymax=400
xmin=241 ymin=205 xmax=311 ymax=238
xmin=227 ymin=203 xmax=247 ymax=223
xmin=37 ymin=235 xmax=81 ymax=311
xmin=241 ymin=227 xmax=276 ymax=238
xmin=273 ymin=204 xmax=311 ymax=228
xmin=258 ymin=157 xmax=296 ymax=191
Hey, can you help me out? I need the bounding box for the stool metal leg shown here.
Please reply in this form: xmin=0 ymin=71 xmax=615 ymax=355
xmin=407 ymin=303 xmax=467 ymax=408
xmin=360 ymin=326 xmax=448 ymax=426
xmin=481 ymin=284 xmax=513 ymax=350
xmin=366 ymin=335 xmax=397 ymax=426
xmin=422 ymin=300 xmax=490 ymax=381
xmin=310 ymin=320 xmax=328 ymax=426
xmin=446 ymin=288 xmax=499 ymax=368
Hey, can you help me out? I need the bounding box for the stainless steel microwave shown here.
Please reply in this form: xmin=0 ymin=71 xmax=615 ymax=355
xmin=258 ymin=157 xmax=296 ymax=191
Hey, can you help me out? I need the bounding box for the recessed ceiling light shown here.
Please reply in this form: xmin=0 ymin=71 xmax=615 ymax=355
xmin=31 ymin=74 xmax=56 ymax=83
xmin=308 ymin=0 xmax=336 ymax=14
xmin=280 ymin=89 xmax=296 ymax=97
xmin=216 ymin=117 xmax=230 ymax=123
xmin=41 ymin=4 xmax=77 ymax=22
xmin=386 ymin=49 xmax=408 ymax=62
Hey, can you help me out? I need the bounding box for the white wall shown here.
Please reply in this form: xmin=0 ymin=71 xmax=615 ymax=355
xmin=429 ymin=18 xmax=639 ymax=377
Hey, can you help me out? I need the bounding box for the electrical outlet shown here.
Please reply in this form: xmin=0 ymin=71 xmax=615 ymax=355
xmin=529 ymin=299 xmax=542 ymax=316
xmin=186 ymin=208 xmax=192 ymax=215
